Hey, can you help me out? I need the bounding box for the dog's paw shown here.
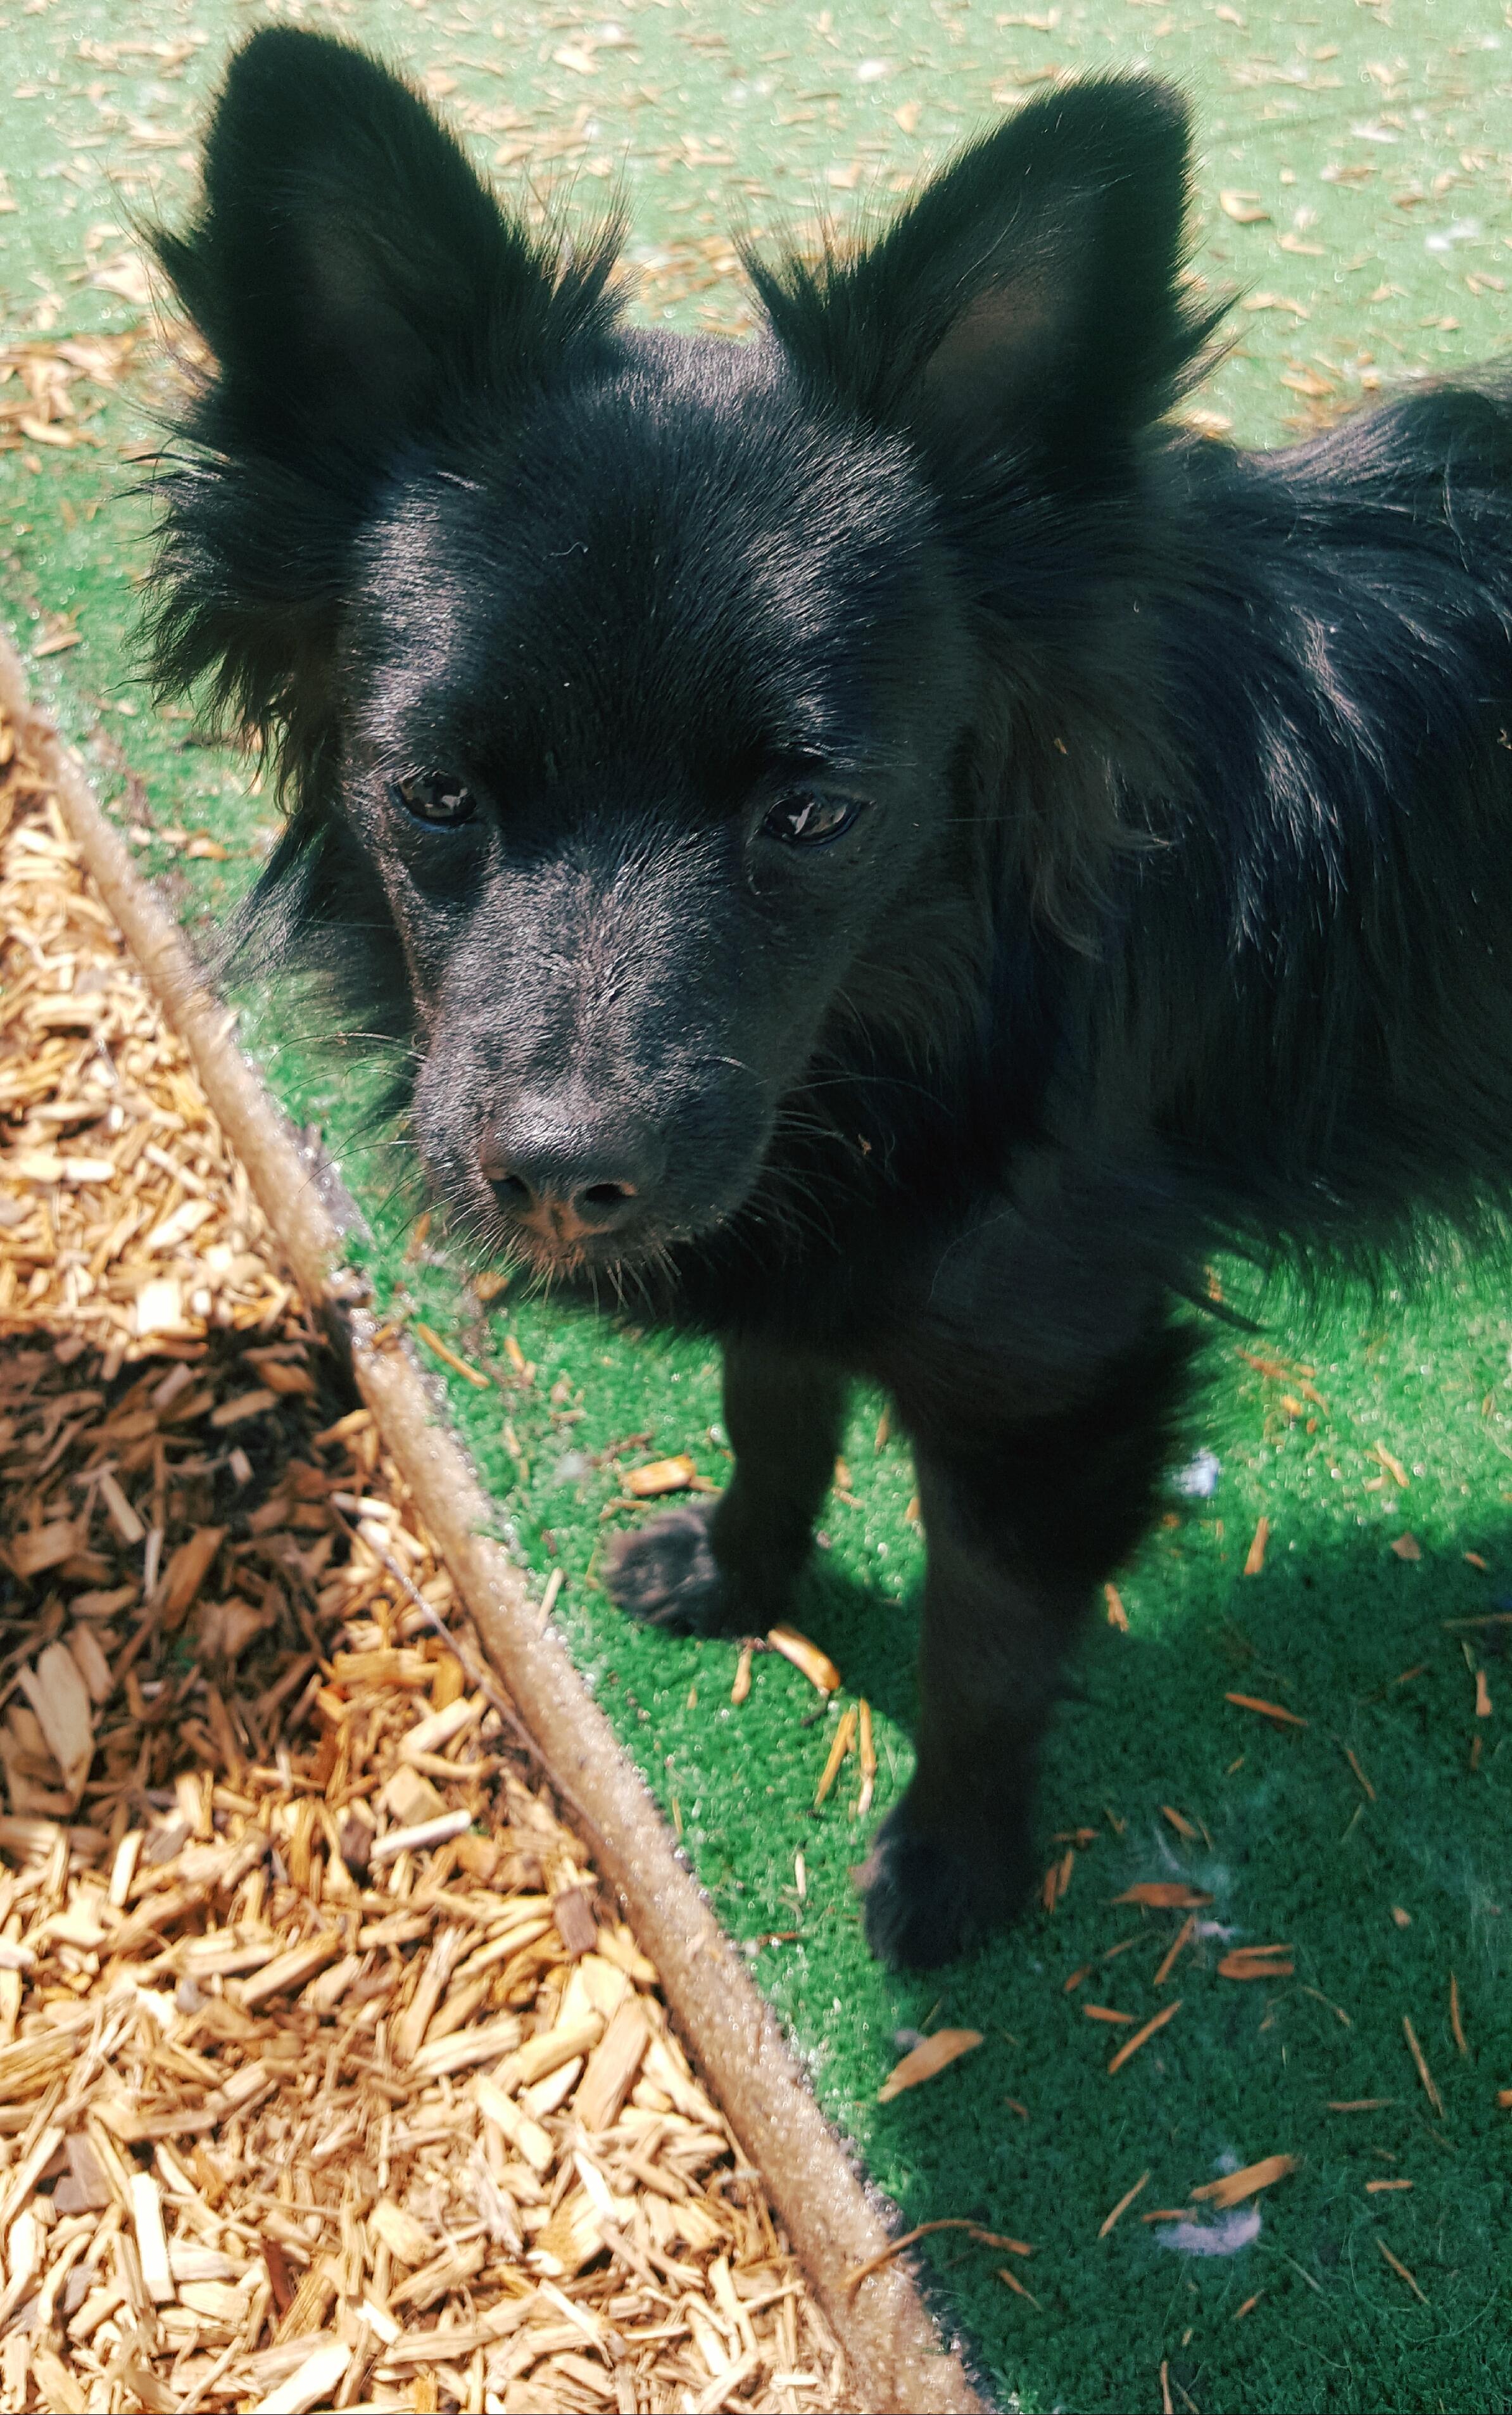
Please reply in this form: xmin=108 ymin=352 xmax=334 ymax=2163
xmin=860 ymin=1802 xmax=1034 ymax=1970
xmin=602 ymin=1499 xmax=743 ymax=1636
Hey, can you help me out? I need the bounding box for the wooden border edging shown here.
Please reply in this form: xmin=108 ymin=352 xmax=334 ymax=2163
xmin=0 ymin=637 xmax=988 ymax=2415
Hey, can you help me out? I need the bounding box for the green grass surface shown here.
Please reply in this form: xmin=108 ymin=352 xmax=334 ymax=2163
xmin=4 ymin=4 xmax=1512 ymax=2407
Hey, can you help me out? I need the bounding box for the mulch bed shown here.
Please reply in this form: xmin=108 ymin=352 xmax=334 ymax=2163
xmin=0 ymin=704 xmax=849 ymax=2414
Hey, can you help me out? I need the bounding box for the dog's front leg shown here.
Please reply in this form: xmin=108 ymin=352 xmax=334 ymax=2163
xmin=862 ymin=1318 xmax=1193 ymax=1968
xmin=603 ymin=1338 xmax=848 ymax=1637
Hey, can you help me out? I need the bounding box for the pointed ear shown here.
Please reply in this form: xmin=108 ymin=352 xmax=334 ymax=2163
xmin=154 ymin=28 xmax=622 ymax=452
xmin=748 ymin=78 xmax=1215 ymax=476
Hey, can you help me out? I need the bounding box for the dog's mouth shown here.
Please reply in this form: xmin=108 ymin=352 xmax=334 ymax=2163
xmin=466 ymin=1198 xmax=707 ymax=1294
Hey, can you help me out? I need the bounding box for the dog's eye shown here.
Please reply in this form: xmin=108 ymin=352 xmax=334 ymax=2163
xmin=761 ymin=790 xmax=860 ymax=846
xmin=393 ymin=771 xmax=476 ymax=828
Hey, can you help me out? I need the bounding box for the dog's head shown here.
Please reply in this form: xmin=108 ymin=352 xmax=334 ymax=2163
xmin=151 ymin=31 xmax=1209 ymax=1279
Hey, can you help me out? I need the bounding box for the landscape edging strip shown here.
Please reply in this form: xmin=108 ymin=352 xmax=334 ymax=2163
xmin=0 ymin=635 xmax=987 ymax=2415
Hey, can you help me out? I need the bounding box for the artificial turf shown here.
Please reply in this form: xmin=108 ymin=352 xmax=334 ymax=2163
xmin=3 ymin=2 xmax=1511 ymax=2405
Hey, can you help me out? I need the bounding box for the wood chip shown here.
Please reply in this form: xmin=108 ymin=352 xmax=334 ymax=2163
xmin=367 ymin=2198 xmax=437 ymax=2267
xmin=18 ymin=1642 xmax=94 ymax=1799
xmin=369 ymin=1806 xmax=472 ymax=1863
xmin=472 ymin=2070 xmax=553 ymax=2174
xmin=237 ymin=1931 xmax=342 ymax=2010
xmin=130 ymin=2171 xmax=175 ymax=2304
xmin=158 ymin=1525 xmax=225 ymax=1626
xmin=250 ymin=2340 xmax=351 ymax=2415
xmin=551 ymin=1883 xmax=598 ymax=1957
xmin=575 ymin=1997 xmax=650 ymax=2131
xmin=1243 ymin=1515 xmax=1269 ymax=1575
xmin=398 ymin=1692 xmax=482 ymax=1763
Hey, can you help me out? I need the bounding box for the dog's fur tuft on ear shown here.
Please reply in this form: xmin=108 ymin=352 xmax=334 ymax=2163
xmin=746 ymin=78 xmax=1223 ymax=474
xmin=145 ymin=30 xmax=624 ymax=800
xmin=154 ymin=27 xmax=625 ymax=455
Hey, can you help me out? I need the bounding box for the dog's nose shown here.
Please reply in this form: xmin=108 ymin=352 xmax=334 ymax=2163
xmin=479 ymin=1114 xmax=657 ymax=1246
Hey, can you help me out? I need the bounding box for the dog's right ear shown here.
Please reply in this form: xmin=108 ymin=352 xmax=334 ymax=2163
xmin=156 ymin=29 xmax=622 ymax=453
xmin=749 ymin=78 xmax=1215 ymax=484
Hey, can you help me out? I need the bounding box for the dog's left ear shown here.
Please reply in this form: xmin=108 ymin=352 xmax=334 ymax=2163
xmin=750 ymin=77 xmax=1213 ymax=477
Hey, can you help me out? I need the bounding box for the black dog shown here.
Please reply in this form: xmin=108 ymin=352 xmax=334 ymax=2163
xmin=149 ymin=30 xmax=1512 ymax=1967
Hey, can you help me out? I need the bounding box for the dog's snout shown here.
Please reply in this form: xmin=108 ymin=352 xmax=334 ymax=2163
xmin=480 ymin=1109 xmax=659 ymax=1248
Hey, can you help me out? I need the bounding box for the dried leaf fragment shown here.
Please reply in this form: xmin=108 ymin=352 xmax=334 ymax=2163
xmin=856 ymin=1696 xmax=877 ymax=1818
xmin=1154 ymin=1913 xmax=1196 ymax=1987
xmin=843 ymin=2215 xmax=1030 ymax=2293
xmin=814 ymin=1702 xmax=858 ymax=1806
xmin=623 ymin=1454 xmax=698 ymax=1497
xmin=1098 ymin=2171 xmax=1150 ymax=2235
xmin=1377 ymin=2237 xmax=1428 ymax=2304
xmin=1112 ymin=1882 xmax=1213 ymax=1909
xmin=413 ymin=1321 xmax=491 ymax=1387
xmin=878 ymin=2027 xmax=983 ymax=2103
xmin=1225 ymin=1691 xmax=1308 ymax=1728
xmin=1106 ymin=1998 xmax=1181 ymax=2075
xmin=767 ymin=1623 xmax=841 ymax=1694
xmin=1402 ymin=2015 xmax=1444 ymax=2116
xmin=1218 ymin=1944 xmax=1295 ymax=1981
xmin=1190 ymin=2153 xmax=1296 ymax=2209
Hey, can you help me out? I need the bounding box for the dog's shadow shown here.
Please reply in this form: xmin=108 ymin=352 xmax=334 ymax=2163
xmin=808 ymin=1510 xmax=1512 ymax=2409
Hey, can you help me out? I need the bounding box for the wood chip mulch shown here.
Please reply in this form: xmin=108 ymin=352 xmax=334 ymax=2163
xmin=0 ymin=707 xmax=849 ymax=2413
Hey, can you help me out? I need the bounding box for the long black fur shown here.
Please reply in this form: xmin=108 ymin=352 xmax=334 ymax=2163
xmin=148 ymin=30 xmax=1512 ymax=1965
